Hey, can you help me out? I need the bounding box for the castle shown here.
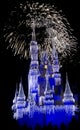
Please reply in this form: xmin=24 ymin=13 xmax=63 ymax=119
xmin=11 ymin=20 xmax=76 ymax=126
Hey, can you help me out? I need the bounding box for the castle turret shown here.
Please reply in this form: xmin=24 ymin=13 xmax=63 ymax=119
xmin=15 ymin=79 xmax=26 ymax=119
xmin=17 ymin=80 xmax=26 ymax=101
xmin=62 ymin=73 xmax=75 ymax=105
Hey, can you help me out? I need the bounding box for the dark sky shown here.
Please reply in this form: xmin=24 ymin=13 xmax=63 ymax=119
xmin=0 ymin=0 xmax=80 ymax=36
xmin=0 ymin=0 xmax=80 ymax=129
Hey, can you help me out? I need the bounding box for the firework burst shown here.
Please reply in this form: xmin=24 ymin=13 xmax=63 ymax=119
xmin=3 ymin=1 xmax=77 ymax=63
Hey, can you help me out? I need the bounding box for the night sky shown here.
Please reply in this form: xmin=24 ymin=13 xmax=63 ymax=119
xmin=0 ymin=0 xmax=80 ymax=129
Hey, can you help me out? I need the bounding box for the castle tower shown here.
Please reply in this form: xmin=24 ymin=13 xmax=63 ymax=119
xmin=28 ymin=20 xmax=39 ymax=105
xmin=17 ymin=80 xmax=26 ymax=101
xmin=62 ymin=73 xmax=75 ymax=105
xmin=15 ymin=79 xmax=26 ymax=119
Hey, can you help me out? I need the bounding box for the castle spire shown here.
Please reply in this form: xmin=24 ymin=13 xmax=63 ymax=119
xmin=52 ymin=38 xmax=58 ymax=59
xmin=14 ymin=80 xmax=26 ymax=119
xmin=31 ymin=19 xmax=36 ymax=41
xmin=47 ymin=27 xmax=56 ymax=55
xmin=62 ymin=73 xmax=75 ymax=104
xmin=30 ymin=19 xmax=39 ymax=63
xmin=64 ymin=73 xmax=73 ymax=96
xmin=17 ymin=79 xmax=26 ymax=100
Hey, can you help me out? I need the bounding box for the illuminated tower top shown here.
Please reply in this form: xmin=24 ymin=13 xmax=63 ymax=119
xmin=17 ymin=80 xmax=26 ymax=101
xmin=62 ymin=73 xmax=75 ymax=104
xmin=51 ymin=38 xmax=58 ymax=61
xmin=31 ymin=19 xmax=36 ymax=41
xmin=64 ymin=73 xmax=73 ymax=97
xmin=51 ymin=38 xmax=59 ymax=74
xmin=30 ymin=20 xmax=38 ymax=63
xmin=47 ymin=27 xmax=59 ymax=65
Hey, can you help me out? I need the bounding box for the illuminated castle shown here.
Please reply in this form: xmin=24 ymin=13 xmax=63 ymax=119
xmin=11 ymin=20 xmax=76 ymax=127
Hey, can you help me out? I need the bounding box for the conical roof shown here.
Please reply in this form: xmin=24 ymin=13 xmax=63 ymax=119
xmin=63 ymin=73 xmax=75 ymax=103
xmin=31 ymin=19 xmax=36 ymax=41
xmin=17 ymin=79 xmax=26 ymax=100
xmin=52 ymin=38 xmax=58 ymax=59
xmin=64 ymin=73 xmax=73 ymax=97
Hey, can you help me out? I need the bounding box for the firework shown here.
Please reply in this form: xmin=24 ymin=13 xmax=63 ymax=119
xmin=3 ymin=1 xmax=77 ymax=62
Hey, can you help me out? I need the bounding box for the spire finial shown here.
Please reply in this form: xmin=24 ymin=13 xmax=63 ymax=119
xmin=51 ymin=38 xmax=58 ymax=59
xmin=52 ymin=38 xmax=55 ymax=48
xmin=64 ymin=72 xmax=73 ymax=96
xmin=31 ymin=19 xmax=36 ymax=41
xmin=66 ymin=72 xmax=68 ymax=80
xmin=62 ymin=72 xmax=75 ymax=104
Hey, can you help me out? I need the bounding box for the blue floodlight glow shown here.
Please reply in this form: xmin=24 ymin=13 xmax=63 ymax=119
xmin=16 ymin=105 xmax=77 ymax=130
